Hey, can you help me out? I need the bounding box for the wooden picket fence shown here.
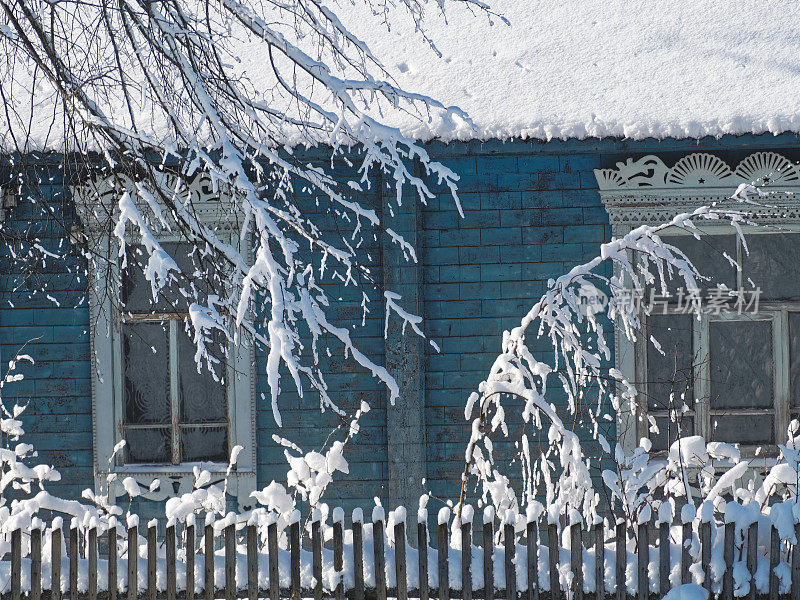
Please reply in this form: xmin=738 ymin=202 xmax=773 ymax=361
xmin=1 ymin=512 xmax=798 ymax=600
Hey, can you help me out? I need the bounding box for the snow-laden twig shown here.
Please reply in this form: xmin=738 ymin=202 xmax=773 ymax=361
xmin=0 ymin=0 xmax=491 ymax=484
xmin=461 ymin=202 xmax=758 ymax=528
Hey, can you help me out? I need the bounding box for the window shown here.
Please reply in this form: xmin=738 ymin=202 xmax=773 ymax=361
xmin=120 ymin=243 xmax=229 ymax=465
xmin=642 ymin=231 xmax=800 ymax=452
xmin=594 ymin=151 xmax=800 ymax=454
xmin=75 ymin=175 xmax=256 ymax=506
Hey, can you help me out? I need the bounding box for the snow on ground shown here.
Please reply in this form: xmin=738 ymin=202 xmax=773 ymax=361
xmin=662 ymin=584 xmax=708 ymax=600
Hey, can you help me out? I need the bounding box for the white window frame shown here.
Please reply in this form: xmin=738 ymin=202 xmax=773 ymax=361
xmin=595 ymin=151 xmax=800 ymax=455
xmin=73 ymin=175 xmax=257 ymax=507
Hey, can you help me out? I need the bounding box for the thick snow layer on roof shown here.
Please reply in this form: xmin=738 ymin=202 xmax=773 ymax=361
xmin=332 ymin=0 xmax=800 ymax=142
xmin=4 ymin=0 xmax=800 ymax=151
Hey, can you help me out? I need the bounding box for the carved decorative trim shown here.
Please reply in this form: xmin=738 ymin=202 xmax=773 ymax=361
xmin=595 ymin=151 xmax=800 ymax=191
xmin=73 ymin=171 xmax=242 ymax=235
xmin=594 ymin=152 xmax=800 ymax=232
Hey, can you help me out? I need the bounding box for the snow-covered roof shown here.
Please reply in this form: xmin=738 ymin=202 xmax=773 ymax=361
xmin=336 ymin=0 xmax=800 ymax=142
xmin=4 ymin=0 xmax=800 ymax=151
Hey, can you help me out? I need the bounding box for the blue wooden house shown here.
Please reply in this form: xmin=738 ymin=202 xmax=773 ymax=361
xmin=3 ymin=1 xmax=800 ymax=516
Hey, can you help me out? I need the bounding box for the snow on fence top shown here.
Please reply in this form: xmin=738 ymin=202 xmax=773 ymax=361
xmin=0 ymin=503 xmax=798 ymax=600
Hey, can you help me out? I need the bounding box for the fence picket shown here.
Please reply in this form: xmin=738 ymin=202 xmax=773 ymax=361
xmin=615 ymin=522 xmax=624 ymax=600
xmin=205 ymin=523 xmax=215 ymax=600
xmin=108 ymin=526 xmax=117 ymax=600
xmin=290 ymin=520 xmax=300 ymax=600
xmin=701 ymin=521 xmax=711 ymax=599
xmin=461 ymin=520 xmax=472 ymax=600
xmin=89 ymin=527 xmax=98 ymax=600
xmin=770 ymin=525 xmax=780 ymax=600
xmin=52 ymin=526 xmax=62 ymax=600
xmin=312 ymin=517 xmax=323 ymax=600
xmin=186 ymin=523 xmax=195 ymax=600
xmin=528 ymin=520 xmax=539 ymax=600
xmin=11 ymin=528 xmax=20 ymax=600
xmin=374 ymin=514 xmax=387 ymax=600
xmin=637 ymin=522 xmax=648 ymax=600
xmin=70 ymin=526 xmax=78 ymax=600
xmin=353 ymin=516 xmax=365 ymax=600
xmin=505 ymin=523 xmax=517 ymax=600
xmin=549 ymin=523 xmax=560 ymax=600
xmin=148 ymin=523 xmax=157 ymax=600
xmin=681 ymin=522 xmax=691 ymax=585
xmin=127 ymin=524 xmax=137 ymax=600
xmin=396 ymin=518 xmax=408 ymax=600
xmin=571 ymin=523 xmax=582 ymax=600
xmin=268 ymin=520 xmax=279 ymax=600
xmin=334 ymin=518 xmax=345 ymax=600
xmin=166 ymin=524 xmax=176 ymax=600
xmin=225 ymin=524 xmax=235 ymax=600
xmin=659 ymin=521 xmax=669 ymax=596
xmin=594 ymin=522 xmax=603 ymax=600
xmin=438 ymin=520 xmax=449 ymax=600
xmin=723 ymin=522 xmax=734 ymax=600
xmin=419 ymin=519 xmax=430 ymax=600
xmin=747 ymin=522 xmax=758 ymax=600
xmin=483 ymin=518 xmax=494 ymax=600
xmin=247 ymin=524 xmax=258 ymax=600
xmin=31 ymin=526 xmax=42 ymax=600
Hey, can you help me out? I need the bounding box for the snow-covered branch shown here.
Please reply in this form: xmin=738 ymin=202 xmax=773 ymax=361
xmin=462 ymin=201 xmax=760 ymax=526
xmin=0 ymin=0 xmax=487 ymax=444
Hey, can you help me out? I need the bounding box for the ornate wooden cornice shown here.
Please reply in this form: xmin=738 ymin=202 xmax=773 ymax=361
xmin=72 ymin=170 xmax=242 ymax=235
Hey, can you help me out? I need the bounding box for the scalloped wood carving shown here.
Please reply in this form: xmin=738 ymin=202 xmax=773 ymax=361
xmin=594 ymin=152 xmax=800 ymax=191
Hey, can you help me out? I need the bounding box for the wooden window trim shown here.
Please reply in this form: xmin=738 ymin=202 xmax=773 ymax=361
xmin=72 ymin=177 xmax=257 ymax=508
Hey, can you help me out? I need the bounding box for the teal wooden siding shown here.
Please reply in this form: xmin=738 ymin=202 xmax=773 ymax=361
xmin=0 ymin=159 xmax=93 ymax=500
xmin=3 ymin=133 xmax=800 ymax=509
xmin=254 ymin=164 xmax=389 ymax=516
xmin=420 ymin=150 xmax=612 ymax=502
